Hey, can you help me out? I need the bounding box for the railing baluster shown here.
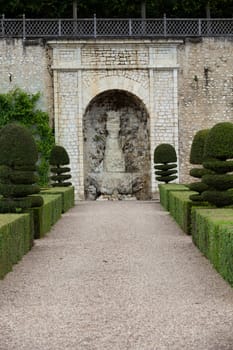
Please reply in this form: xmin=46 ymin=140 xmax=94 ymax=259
xmin=129 ymin=18 xmax=132 ymax=36
xmin=163 ymin=14 xmax=167 ymax=36
xmin=198 ymin=19 xmax=201 ymax=35
xmin=1 ymin=14 xmax=5 ymax=37
xmin=94 ymin=13 xmax=97 ymax=38
xmin=0 ymin=17 xmax=232 ymax=39
xmin=58 ymin=19 xmax=61 ymax=36
xmin=23 ymin=14 xmax=26 ymax=39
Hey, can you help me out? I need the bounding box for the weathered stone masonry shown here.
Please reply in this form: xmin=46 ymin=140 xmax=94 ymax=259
xmin=0 ymin=38 xmax=232 ymax=200
xmin=49 ymin=40 xmax=180 ymax=199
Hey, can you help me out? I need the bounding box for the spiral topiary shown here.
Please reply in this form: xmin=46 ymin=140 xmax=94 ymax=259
xmin=154 ymin=143 xmax=177 ymax=183
xmin=202 ymin=122 xmax=233 ymax=207
xmin=188 ymin=129 xmax=212 ymax=202
xmin=50 ymin=145 xmax=72 ymax=187
xmin=0 ymin=123 xmax=43 ymax=213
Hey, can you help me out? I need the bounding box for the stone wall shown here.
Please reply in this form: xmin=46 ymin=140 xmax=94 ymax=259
xmin=178 ymin=38 xmax=233 ymax=183
xmin=0 ymin=37 xmax=233 ymax=199
xmin=0 ymin=39 xmax=53 ymax=116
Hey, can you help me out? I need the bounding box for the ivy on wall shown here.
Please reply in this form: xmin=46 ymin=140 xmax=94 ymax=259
xmin=0 ymin=88 xmax=55 ymax=185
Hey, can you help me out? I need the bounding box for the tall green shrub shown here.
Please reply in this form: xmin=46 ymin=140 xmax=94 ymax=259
xmin=0 ymin=124 xmax=43 ymax=212
xmin=50 ymin=145 xmax=72 ymax=187
xmin=154 ymin=143 xmax=177 ymax=183
xmin=0 ymin=89 xmax=55 ymax=185
xmin=188 ymin=129 xmax=212 ymax=202
xmin=202 ymin=122 xmax=233 ymax=207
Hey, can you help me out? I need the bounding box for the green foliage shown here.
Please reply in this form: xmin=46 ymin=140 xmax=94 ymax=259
xmin=0 ymin=123 xmax=38 ymax=166
xmin=154 ymin=143 xmax=177 ymax=164
xmin=50 ymin=167 xmax=70 ymax=174
xmin=30 ymin=194 xmax=62 ymax=239
xmin=188 ymin=182 xmax=208 ymax=193
xmin=202 ymin=190 xmax=233 ymax=207
xmin=0 ymin=89 xmax=55 ymax=185
xmin=189 ymin=193 xmax=204 ymax=202
xmin=203 ymin=122 xmax=233 ymax=160
xmin=202 ymin=174 xmax=233 ymax=191
xmin=154 ymin=144 xmax=177 ymax=184
xmin=155 ymin=169 xmax=177 ymax=177
xmin=50 ymin=145 xmax=72 ymax=187
xmin=159 ymin=183 xmax=189 ymax=211
xmin=190 ymin=129 xmax=210 ymax=164
xmin=154 ymin=163 xmax=176 ymax=171
xmin=189 ymin=168 xmax=212 ymax=178
xmin=203 ymin=159 xmax=233 ymax=174
xmin=189 ymin=129 xmax=210 ymax=203
xmin=2 ymin=0 xmax=233 ymax=18
xmin=191 ymin=208 xmax=233 ymax=286
xmin=0 ymin=124 xmax=43 ymax=212
xmin=41 ymin=186 xmax=75 ymax=213
xmin=202 ymin=122 xmax=233 ymax=207
xmin=50 ymin=145 xmax=70 ymax=165
xmin=169 ymin=190 xmax=206 ymax=234
xmin=155 ymin=174 xmax=177 ymax=183
xmin=0 ymin=214 xmax=31 ymax=279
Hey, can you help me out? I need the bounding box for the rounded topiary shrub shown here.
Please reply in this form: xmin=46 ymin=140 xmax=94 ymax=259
xmin=202 ymin=122 xmax=233 ymax=207
xmin=0 ymin=123 xmax=43 ymax=212
xmin=203 ymin=122 xmax=233 ymax=160
xmin=50 ymin=145 xmax=72 ymax=187
xmin=154 ymin=144 xmax=177 ymax=183
xmin=188 ymin=129 xmax=211 ymax=202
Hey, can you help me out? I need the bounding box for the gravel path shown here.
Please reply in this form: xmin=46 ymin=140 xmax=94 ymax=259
xmin=0 ymin=201 xmax=233 ymax=350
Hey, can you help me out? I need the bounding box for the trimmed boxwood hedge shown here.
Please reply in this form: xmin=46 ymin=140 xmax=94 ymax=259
xmin=191 ymin=208 xmax=233 ymax=286
xmin=0 ymin=188 xmax=75 ymax=279
xmin=41 ymin=186 xmax=75 ymax=213
xmin=169 ymin=190 xmax=201 ymax=234
xmin=159 ymin=183 xmax=189 ymax=211
xmin=0 ymin=214 xmax=31 ymax=279
xmin=30 ymin=194 xmax=63 ymax=239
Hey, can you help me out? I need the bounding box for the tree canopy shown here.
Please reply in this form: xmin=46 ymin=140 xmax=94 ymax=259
xmin=1 ymin=0 xmax=233 ymax=18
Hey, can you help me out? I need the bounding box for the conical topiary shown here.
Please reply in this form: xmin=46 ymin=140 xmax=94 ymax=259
xmin=154 ymin=143 xmax=177 ymax=183
xmin=188 ymin=129 xmax=212 ymax=202
xmin=50 ymin=145 xmax=72 ymax=187
xmin=0 ymin=123 xmax=43 ymax=212
xmin=202 ymin=122 xmax=233 ymax=207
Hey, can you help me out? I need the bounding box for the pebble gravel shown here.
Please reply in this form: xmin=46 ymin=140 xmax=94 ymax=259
xmin=0 ymin=201 xmax=233 ymax=350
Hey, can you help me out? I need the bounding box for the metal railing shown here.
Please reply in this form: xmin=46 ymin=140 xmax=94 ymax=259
xmin=1 ymin=15 xmax=233 ymax=39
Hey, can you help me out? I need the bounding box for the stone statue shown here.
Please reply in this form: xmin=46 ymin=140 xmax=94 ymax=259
xmin=103 ymin=111 xmax=125 ymax=173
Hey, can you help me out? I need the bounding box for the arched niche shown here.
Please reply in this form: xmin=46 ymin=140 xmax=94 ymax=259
xmin=83 ymin=89 xmax=151 ymax=200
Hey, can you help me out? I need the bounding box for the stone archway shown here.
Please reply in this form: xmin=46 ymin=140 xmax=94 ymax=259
xmin=50 ymin=39 xmax=180 ymax=200
xmin=83 ymin=89 xmax=151 ymax=200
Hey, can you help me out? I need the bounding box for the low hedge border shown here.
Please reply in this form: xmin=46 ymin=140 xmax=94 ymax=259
xmin=159 ymin=183 xmax=189 ymax=211
xmin=169 ymin=190 xmax=201 ymax=234
xmin=0 ymin=214 xmax=31 ymax=279
xmin=191 ymin=208 xmax=233 ymax=286
xmin=30 ymin=194 xmax=63 ymax=239
xmin=0 ymin=189 xmax=74 ymax=279
xmin=41 ymin=186 xmax=75 ymax=213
